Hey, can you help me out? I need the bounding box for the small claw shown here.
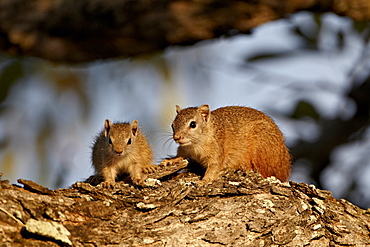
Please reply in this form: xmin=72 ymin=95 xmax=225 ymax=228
xmin=195 ymin=180 xmax=207 ymax=187
xmin=143 ymin=164 xmax=158 ymax=173
xmin=196 ymin=177 xmax=214 ymax=187
xmin=160 ymin=157 xmax=186 ymax=167
xmin=132 ymin=178 xmax=145 ymax=187
xmin=86 ymin=175 xmax=103 ymax=186
xmin=100 ymin=181 xmax=115 ymax=189
xmin=159 ymin=159 xmax=170 ymax=166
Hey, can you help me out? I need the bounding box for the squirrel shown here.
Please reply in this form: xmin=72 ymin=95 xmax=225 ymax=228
xmin=161 ymin=105 xmax=291 ymax=184
xmin=91 ymin=119 xmax=156 ymax=188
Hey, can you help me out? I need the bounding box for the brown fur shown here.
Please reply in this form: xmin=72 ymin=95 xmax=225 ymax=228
xmin=92 ymin=119 xmax=156 ymax=187
xmin=161 ymin=105 xmax=291 ymax=183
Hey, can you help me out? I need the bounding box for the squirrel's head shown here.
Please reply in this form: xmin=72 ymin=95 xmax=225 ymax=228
xmin=171 ymin=104 xmax=211 ymax=146
xmin=103 ymin=119 xmax=138 ymax=156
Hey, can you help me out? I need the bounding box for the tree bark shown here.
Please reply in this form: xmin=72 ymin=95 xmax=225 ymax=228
xmin=0 ymin=0 xmax=369 ymax=63
xmin=1 ymin=162 xmax=370 ymax=246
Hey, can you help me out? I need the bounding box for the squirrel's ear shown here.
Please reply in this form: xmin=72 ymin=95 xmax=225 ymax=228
xmin=130 ymin=120 xmax=139 ymax=136
xmin=104 ymin=119 xmax=112 ymax=136
xmin=199 ymin=104 xmax=210 ymax=122
xmin=176 ymin=105 xmax=181 ymax=114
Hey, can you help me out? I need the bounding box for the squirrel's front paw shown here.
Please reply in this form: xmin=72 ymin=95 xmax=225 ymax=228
xmin=160 ymin=157 xmax=188 ymax=166
xmin=100 ymin=180 xmax=116 ymax=189
xmin=132 ymin=178 xmax=145 ymax=187
xmin=142 ymin=164 xmax=158 ymax=173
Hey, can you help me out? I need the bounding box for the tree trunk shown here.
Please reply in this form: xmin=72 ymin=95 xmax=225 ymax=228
xmin=0 ymin=0 xmax=369 ymax=63
xmin=1 ymin=162 xmax=369 ymax=246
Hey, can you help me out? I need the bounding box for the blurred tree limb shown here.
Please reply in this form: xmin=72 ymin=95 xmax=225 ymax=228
xmin=290 ymin=72 xmax=370 ymax=188
xmin=0 ymin=0 xmax=369 ymax=63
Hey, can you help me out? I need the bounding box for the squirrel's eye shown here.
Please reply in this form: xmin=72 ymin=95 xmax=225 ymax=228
xmin=171 ymin=124 xmax=174 ymax=131
xmin=189 ymin=121 xmax=196 ymax=128
xmin=127 ymin=138 xmax=131 ymax=145
xmin=108 ymin=137 xmax=112 ymax=144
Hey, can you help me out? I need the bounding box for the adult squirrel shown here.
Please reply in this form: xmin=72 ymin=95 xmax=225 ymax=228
xmin=91 ymin=119 xmax=156 ymax=188
xmin=161 ymin=105 xmax=291 ymax=183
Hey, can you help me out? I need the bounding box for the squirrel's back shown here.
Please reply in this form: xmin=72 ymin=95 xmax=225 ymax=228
xmin=211 ymin=106 xmax=291 ymax=181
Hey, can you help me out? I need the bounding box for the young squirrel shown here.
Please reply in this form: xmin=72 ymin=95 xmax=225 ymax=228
xmin=91 ymin=119 xmax=156 ymax=187
xmin=161 ymin=105 xmax=291 ymax=183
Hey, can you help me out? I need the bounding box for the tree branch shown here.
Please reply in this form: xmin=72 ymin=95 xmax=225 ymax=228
xmin=1 ymin=169 xmax=370 ymax=246
xmin=0 ymin=0 xmax=369 ymax=63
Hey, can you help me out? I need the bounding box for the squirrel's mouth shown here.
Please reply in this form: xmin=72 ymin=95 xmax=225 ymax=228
xmin=177 ymin=140 xmax=191 ymax=146
xmin=174 ymin=136 xmax=192 ymax=146
xmin=114 ymin=150 xmax=124 ymax=156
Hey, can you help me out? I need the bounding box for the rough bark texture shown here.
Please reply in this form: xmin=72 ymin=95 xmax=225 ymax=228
xmin=0 ymin=0 xmax=369 ymax=63
xmin=1 ymin=162 xmax=370 ymax=246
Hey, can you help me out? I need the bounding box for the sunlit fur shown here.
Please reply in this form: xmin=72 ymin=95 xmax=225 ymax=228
xmin=92 ymin=119 xmax=155 ymax=187
xmin=168 ymin=105 xmax=291 ymax=182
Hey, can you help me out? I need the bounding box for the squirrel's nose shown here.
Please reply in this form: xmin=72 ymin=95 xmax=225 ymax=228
xmin=173 ymin=134 xmax=180 ymax=142
xmin=115 ymin=150 xmax=123 ymax=155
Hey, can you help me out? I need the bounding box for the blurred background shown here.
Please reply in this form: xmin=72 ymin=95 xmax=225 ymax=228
xmin=1 ymin=12 xmax=370 ymax=208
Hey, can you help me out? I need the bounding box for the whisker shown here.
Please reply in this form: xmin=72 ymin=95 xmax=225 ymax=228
xmin=163 ymin=137 xmax=175 ymax=152
xmin=153 ymin=132 xmax=173 ymax=146
xmin=150 ymin=130 xmax=176 ymax=162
